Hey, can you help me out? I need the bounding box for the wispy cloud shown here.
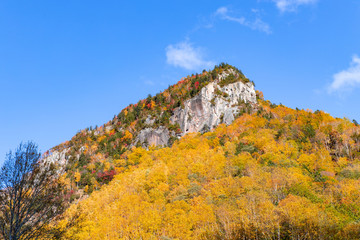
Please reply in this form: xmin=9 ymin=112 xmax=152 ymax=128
xmin=165 ymin=41 xmax=214 ymax=70
xmin=272 ymin=0 xmax=318 ymax=12
xmin=144 ymin=80 xmax=155 ymax=86
xmin=215 ymin=7 xmax=271 ymax=34
xmin=328 ymin=55 xmax=360 ymax=93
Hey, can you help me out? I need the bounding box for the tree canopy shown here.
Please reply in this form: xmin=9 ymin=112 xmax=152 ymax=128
xmin=55 ymin=100 xmax=360 ymax=239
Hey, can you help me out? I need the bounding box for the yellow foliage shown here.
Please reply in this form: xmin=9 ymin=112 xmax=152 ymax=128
xmin=103 ymin=162 xmax=111 ymax=171
xmin=55 ymin=100 xmax=360 ymax=239
xmin=97 ymin=135 xmax=106 ymax=143
xmin=74 ymin=171 xmax=81 ymax=183
xmin=121 ymin=130 xmax=133 ymax=142
xmin=87 ymin=163 xmax=95 ymax=171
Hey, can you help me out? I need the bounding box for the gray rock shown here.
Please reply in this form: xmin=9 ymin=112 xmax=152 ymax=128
xmin=105 ymin=125 xmax=113 ymax=132
xmin=42 ymin=148 xmax=69 ymax=166
xmin=145 ymin=115 xmax=155 ymax=126
xmin=170 ymin=78 xmax=256 ymax=136
xmin=135 ymin=126 xmax=170 ymax=147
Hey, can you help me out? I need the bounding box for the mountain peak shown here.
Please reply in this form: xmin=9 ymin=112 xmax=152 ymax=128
xmin=105 ymin=63 xmax=257 ymax=148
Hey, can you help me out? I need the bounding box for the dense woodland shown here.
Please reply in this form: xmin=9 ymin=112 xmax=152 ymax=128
xmin=47 ymin=93 xmax=360 ymax=239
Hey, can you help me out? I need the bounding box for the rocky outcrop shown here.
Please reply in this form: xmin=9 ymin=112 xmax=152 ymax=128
xmin=134 ymin=126 xmax=170 ymax=147
xmin=42 ymin=148 xmax=69 ymax=166
xmin=170 ymin=74 xmax=256 ymax=136
xmin=135 ymin=69 xmax=257 ymax=147
xmin=145 ymin=115 xmax=155 ymax=126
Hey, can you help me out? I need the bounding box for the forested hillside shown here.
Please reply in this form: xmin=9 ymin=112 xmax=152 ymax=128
xmin=46 ymin=63 xmax=256 ymax=201
xmin=52 ymin=97 xmax=360 ymax=239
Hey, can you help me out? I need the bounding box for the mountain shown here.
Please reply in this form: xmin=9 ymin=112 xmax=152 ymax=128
xmin=43 ymin=64 xmax=360 ymax=239
xmin=43 ymin=63 xmax=258 ymax=194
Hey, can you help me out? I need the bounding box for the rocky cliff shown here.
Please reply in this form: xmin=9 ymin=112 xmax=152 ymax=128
xmin=135 ymin=69 xmax=257 ymax=147
xmin=170 ymin=70 xmax=256 ymax=136
xmin=134 ymin=126 xmax=170 ymax=147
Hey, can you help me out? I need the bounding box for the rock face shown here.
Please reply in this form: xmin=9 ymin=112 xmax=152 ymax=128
xmin=42 ymin=148 xmax=69 ymax=166
xmin=170 ymin=73 xmax=256 ymax=136
xmin=135 ymin=69 xmax=257 ymax=147
xmin=135 ymin=126 xmax=170 ymax=147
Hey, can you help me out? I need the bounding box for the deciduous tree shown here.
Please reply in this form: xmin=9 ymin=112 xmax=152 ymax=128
xmin=0 ymin=142 xmax=65 ymax=240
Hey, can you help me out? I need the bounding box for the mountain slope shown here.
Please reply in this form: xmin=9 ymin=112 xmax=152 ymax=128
xmin=44 ymin=63 xmax=258 ymax=196
xmin=55 ymin=99 xmax=360 ymax=239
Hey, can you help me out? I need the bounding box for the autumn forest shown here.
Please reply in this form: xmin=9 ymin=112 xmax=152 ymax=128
xmin=1 ymin=64 xmax=360 ymax=240
xmin=33 ymin=65 xmax=360 ymax=239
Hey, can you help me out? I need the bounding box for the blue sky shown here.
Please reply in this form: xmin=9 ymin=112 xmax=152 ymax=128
xmin=1 ymin=0 xmax=360 ymax=161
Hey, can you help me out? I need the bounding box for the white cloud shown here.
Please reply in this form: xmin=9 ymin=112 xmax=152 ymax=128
xmin=215 ymin=7 xmax=271 ymax=34
xmin=328 ymin=55 xmax=360 ymax=93
xmin=165 ymin=41 xmax=214 ymax=70
xmin=216 ymin=7 xmax=228 ymax=16
xmin=272 ymin=0 xmax=317 ymax=12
